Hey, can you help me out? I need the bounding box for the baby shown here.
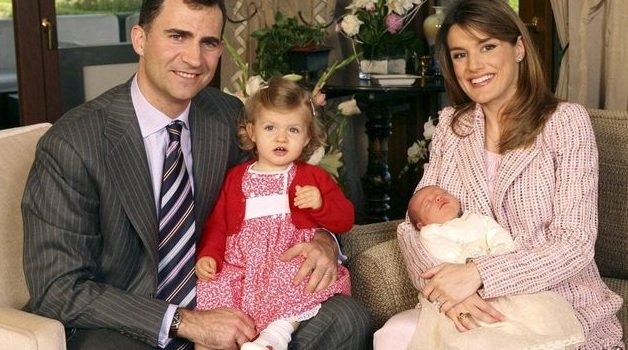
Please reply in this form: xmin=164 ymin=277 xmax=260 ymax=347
xmin=402 ymin=185 xmax=585 ymax=350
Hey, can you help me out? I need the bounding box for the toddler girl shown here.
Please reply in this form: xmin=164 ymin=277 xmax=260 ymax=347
xmin=195 ymin=76 xmax=353 ymax=350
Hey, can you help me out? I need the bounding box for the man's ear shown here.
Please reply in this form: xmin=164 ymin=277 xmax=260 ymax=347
xmin=130 ymin=25 xmax=146 ymax=56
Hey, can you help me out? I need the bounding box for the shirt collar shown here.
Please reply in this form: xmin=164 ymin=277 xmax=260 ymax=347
xmin=130 ymin=75 xmax=191 ymax=138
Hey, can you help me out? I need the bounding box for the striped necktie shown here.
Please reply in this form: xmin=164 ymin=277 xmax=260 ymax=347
xmin=156 ymin=121 xmax=196 ymax=349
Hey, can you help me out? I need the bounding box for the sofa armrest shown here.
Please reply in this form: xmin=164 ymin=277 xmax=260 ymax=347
xmin=0 ymin=306 xmax=66 ymax=350
xmin=340 ymin=220 xmax=404 ymax=263
xmin=347 ymin=239 xmax=418 ymax=329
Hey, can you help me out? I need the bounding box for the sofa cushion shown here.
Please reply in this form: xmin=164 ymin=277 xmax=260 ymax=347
xmin=340 ymin=220 xmax=402 ymax=262
xmin=0 ymin=306 xmax=65 ymax=350
xmin=0 ymin=123 xmax=51 ymax=309
xmin=589 ymin=109 xmax=628 ymax=280
xmin=348 ymin=239 xmax=418 ymax=328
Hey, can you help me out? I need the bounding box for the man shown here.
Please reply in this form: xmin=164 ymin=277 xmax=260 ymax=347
xmin=21 ymin=0 xmax=371 ymax=349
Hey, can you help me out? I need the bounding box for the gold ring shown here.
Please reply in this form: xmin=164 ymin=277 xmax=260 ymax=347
xmin=457 ymin=312 xmax=472 ymax=321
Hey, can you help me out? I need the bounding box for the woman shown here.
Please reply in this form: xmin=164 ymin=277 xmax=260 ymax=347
xmin=375 ymin=0 xmax=624 ymax=349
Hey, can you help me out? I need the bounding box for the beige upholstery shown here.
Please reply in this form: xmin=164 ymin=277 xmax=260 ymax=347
xmin=0 ymin=123 xmax=66 ymax=349
xmin=340 ymin=108 xmax=628 ymax=346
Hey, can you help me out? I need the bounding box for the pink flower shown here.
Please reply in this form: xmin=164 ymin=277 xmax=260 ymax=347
xmin=313 ymin=92 xmax=327 ymax=107
xmin=385 ymin=13 xmax=403 ymax=33
xmin=366 ymin=3 xmax=376 ymax=12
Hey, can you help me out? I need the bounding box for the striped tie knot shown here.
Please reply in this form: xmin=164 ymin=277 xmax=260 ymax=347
xmin=166 ymin=121 xmax=183 ymax=142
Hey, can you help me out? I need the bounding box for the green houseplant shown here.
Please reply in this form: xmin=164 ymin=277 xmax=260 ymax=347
xmin=252 ymin=12 xmax=329 ymax=79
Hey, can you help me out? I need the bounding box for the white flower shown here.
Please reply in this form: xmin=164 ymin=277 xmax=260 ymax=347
xmin=407 ymin=140 xmax=428 ymax=164
xmin=423 ymin=116 xmax=436 ymax=140
xmin=339 ymin=14 xmax=363 ymax=37
xmin=282 ymin=74 xmax=303 ymax=82
xmin=337 ymin=98 xmax=361 ymax=116
xmin=245 ymin=75 xmax=266 ymax=97
xmin=346 ymin=0 xmax=378 ymax=10
xmin=307 ymin=146 xmax=326 ymax=165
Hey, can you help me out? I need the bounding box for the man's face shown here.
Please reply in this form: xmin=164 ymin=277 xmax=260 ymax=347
xmin=131 ymin=0 xmax=224 ymax=117
xmin=410 ymin=186 xmax=461 ymax=228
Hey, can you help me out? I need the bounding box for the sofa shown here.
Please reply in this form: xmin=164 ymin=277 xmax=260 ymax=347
xmin=0 ymin=122 xmax=65 ymax=349
xmin=339 ymin=108 xmax=628 ymax=346
xmin=0 ymin=109 xmax=625 ymax=349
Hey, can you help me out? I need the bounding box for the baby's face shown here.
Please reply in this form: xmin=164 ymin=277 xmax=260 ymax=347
xmin=410 ymin=186 xmax=461 ymax=226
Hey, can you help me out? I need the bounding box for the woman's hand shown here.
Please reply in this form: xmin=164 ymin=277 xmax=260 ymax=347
xmin=421 ymin=262 xmax=483 ymax=313
xmin=444 ymin=294 xmax=504 ymax=332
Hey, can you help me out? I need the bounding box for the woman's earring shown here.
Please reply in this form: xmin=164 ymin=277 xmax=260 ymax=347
xmin=516 ymin=57 xmax=523 ymax=63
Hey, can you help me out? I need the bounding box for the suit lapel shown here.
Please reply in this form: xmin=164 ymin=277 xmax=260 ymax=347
xmin=189 ymin=96 xmax=231 ymax=239
xmin=493 ymin=140 xmax=540 ymax=222
xmin=104 ymin=86 xmax=159 ymax=269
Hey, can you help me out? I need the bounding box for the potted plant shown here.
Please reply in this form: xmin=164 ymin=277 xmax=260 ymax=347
xmin=251 ymin=12 xmax=330 ymax=79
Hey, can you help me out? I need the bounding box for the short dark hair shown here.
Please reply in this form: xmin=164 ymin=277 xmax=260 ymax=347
xmin=138 ymin=0 xmax=227 ymax=34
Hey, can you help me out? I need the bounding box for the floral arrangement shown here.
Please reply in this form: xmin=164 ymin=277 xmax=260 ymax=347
xmin=223 ymin=39 xmax=359 ymax=181
xmin=337 ymin=0 xmax=427 ymax=60
xmin=398 ymin=116 xmax=437 ymax=179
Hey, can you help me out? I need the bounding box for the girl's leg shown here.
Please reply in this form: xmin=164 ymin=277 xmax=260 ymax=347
xmin=241 ymin=319 xmax=298 ymax=350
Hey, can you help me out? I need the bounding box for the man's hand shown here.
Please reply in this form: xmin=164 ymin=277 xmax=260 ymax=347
xmin=195 ymin=257 xmax=217 ymax=281
xmin=281 ymin=229 xmax=338 ymax=293
xmin=444 ymin=294 xmax=504 ymax=332
xmin=178 ymin=308 xmax=256 ymax=350
xmin=421 ymin=262 xmax=483 ymax=313
xmin=294 ymin=185 xmax=322 ymax=210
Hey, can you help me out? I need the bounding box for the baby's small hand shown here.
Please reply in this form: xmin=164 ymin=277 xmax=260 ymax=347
xmin=294 ymin=185 xmax=322 ymax=210
xmin=195 ymin=257 xmax=217 ymax=281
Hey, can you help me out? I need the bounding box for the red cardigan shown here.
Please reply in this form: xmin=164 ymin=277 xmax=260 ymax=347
xmin=197 ymin=160 xmax=354 ymax=271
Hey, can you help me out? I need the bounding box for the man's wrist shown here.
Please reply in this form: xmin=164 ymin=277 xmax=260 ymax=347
xmin=314 ymin=228 xmax=345 ymax=264
xmin=169 ymin=308 xmax=182 ymax=338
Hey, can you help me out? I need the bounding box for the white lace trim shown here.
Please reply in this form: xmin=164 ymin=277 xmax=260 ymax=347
xmin=524 ymin=333 xmax=585 ymax=350
xmin=283 ymin=304 xmax=321 ymax=323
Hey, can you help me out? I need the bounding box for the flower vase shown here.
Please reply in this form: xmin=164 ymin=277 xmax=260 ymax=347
xmin=358 ymin=56 xmax=406 ymax=80
xmin=422 ymin=6 xmax=446 ymax=75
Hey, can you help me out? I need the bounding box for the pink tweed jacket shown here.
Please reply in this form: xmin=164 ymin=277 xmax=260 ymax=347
xmin=397 ymin=102 xmax=624 ymax=348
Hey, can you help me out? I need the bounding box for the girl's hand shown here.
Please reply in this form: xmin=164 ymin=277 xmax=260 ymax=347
xmin=294 ymin=185 xmax=322 ymax=210
xmin=444 ymin=294 xmax=504 ymax=332
xmin=195 ymin=257 xmax=217 ymax=281
xmin=421 ymin=262 xmax=483 ymax=313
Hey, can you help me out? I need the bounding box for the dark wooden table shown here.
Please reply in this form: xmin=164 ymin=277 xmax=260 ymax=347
xmin=324 ymin=65 xmax=445 ymax=223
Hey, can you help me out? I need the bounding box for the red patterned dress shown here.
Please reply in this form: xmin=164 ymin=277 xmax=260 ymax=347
xmin=196 ymin=163 xmax=351 ymax=330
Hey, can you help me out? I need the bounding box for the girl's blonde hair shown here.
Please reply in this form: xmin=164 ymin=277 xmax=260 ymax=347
xmin=238 ymin=76 xmax=326 ymax=161
xmin=435 ymin=0 xmax=559 ymax=153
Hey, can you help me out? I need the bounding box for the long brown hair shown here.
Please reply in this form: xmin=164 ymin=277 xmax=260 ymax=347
xmin=435 ymin=0 xmax=559 ymax=152
xmin=238 ymin=76 xmax=326 ymax=161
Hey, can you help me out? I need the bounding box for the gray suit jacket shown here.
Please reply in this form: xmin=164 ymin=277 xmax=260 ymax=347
xmin=22 ymin=81 xmax=242 ymax=346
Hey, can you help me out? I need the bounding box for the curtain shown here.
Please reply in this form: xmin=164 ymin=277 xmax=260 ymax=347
xmin=221 ymin=0 xmax=339 ymax=92
xmin=551 ymin=0 xmax=628 ymax=110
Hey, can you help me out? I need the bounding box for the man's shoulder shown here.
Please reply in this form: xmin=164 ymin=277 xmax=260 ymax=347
xmin=44 ymin=83 xmax=132 ymax=146
xmin=193 ymin=86 xmax=243 ymax=112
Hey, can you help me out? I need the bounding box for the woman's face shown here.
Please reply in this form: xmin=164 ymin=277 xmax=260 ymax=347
xmin=447 ymin=25 xmax=524 ymax=113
